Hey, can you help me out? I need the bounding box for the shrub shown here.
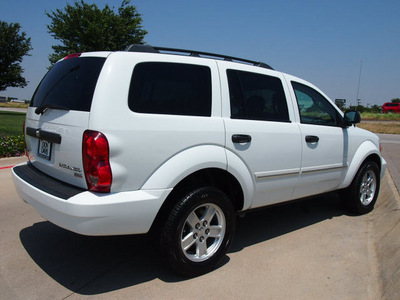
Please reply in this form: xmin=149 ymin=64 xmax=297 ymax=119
xmin=0 ymin=135 xmax=25 ymax=157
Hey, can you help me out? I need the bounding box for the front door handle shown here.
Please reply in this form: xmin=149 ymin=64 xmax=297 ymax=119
xmin=232 ymin=134 xmax=252 ymax=143
xmin=305 ymin=135 xmax=319 ymax=143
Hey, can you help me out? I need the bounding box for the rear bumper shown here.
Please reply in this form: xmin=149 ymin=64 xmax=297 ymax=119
xmin=12 ymin=162 xmax=171 ymax=236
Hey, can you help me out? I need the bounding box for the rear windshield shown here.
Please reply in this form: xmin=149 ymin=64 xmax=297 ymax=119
xmin=31 ymin=57 xmax=106 ymax=112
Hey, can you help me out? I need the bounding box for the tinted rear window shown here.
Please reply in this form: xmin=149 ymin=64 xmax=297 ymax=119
xmin=128 ymin=62 xmax=212 ymax=116
xmin=31 ymin=57 xmax=106 ymax=112
xmin=227 ymin=69 xmax=290 ymax=122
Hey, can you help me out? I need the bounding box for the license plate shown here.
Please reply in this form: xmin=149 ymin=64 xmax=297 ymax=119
xmin=37 ymin=139 xmax=52 ymax=161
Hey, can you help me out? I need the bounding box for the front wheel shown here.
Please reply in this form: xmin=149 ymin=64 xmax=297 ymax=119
xmin=342 ymin=161 xmax=380 ymax=215
xmin=160 ymin=187 xmax=235 ymax=276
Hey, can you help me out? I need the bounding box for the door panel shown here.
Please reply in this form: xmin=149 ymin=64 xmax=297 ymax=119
xmin=225 ymin=120 xmax=301 ymax=208
xmin=219 ymin=64 xmax=302 ymax=208
xmin=290 ymin=81 xmax=348 ymax=198
xmin=293 ymin=124 xmax=348 ymax=198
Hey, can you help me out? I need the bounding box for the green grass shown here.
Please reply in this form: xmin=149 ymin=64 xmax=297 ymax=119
xmin=360 ymin=112 xmax=400 ymax=121
xmin=0 ymin=111 xmax=26 ymax=136
xmin=0 ymin=111 xmax=26 ymax=157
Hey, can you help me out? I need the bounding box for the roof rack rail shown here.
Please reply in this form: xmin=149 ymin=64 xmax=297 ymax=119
xmin=125 ymin=44 xmax=273 ymax=70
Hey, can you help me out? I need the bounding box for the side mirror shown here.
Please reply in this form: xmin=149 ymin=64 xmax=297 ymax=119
xmin=344 ymin=110 xmax=361 ymax=126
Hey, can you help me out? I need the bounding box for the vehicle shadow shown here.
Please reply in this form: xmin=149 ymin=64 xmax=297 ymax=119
xmin=19 ymin=193 xmax=344 ymax=295
xmin=231 ymin=193 xmax=344 ymax=253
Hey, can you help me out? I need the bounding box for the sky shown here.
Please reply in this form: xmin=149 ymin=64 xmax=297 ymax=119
xmin=1 ymin=0 xmax=399 ymax=107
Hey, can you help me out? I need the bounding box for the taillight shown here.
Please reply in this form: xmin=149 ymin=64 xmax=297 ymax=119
xmin=64 ymin=53 xmax=81 ymax=60
xmin=82 ymin=130 xmax=112 ymax=193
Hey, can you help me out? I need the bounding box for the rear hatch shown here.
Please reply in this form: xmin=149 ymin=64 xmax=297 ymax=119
xmin=25 ymin=53 xmax=107 ymax=189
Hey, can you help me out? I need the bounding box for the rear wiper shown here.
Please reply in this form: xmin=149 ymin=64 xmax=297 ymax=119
xmin=35 ymin=104 xmax=70 ymax=115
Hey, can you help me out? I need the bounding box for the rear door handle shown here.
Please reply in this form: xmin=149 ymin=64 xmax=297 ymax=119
xmin=305 ymin=135 xmax=319 ymax=143
xmin=232 ymin=134 xmax=252 ymax=143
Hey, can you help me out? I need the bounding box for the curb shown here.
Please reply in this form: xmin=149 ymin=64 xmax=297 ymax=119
xmin=372 ymin=169 xmax=400 ymax=299
xmin=0 ymin=157 xmax=28 ymax=169
xmin=0 ymin=165 xmax=14 ymax=170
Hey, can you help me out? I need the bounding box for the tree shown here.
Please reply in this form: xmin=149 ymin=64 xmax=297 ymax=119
xmin=0 ymin=21 xmax=32 ymax=91
xmin=391 ymin=98 xmax=400 ymax=103
xmin=370 ymin=105 xmax=382 ymax=113
xmin=46 ymin=0 xmax=147 ymax=65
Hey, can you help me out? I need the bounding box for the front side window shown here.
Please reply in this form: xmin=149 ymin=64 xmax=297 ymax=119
xmin=292 ymin=82 xmax=341 ymax=126
xmin=227 ymin=69 xmax=290 ymax=122
xmin=129 ymin=62 xmax=212 ymax=117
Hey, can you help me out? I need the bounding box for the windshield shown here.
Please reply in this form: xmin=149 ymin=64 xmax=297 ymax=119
xmin=31 ymin=57 xmax=106 ymax=112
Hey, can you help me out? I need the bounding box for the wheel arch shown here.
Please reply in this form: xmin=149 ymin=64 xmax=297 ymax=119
xmin=149 ymin=167 xmax=245 ymax=235
xmin=144 ymin=145 xmax=255 ymax=235
xmin=342 ymin=140 xmax=382 ymax=188
xmin=141 ymin=145 xmax=227 ymax=191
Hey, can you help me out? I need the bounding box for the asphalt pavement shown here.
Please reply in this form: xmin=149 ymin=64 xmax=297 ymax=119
xmin=0 ymin=107 xmax=27 ymax=113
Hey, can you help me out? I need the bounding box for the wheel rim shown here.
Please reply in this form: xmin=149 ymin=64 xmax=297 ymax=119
xmin=359 ymin=170 xmax=377 ymax=206
xmin=180 ymin=203 xmax=226 ymax=262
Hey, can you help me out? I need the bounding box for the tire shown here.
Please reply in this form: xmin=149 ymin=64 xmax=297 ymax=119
xmin=160 ymin=186 xmax=235 ymax=276
xmin=342 ymin=161 xmax=380 ymax=215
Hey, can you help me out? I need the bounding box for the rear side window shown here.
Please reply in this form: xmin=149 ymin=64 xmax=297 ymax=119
xmin=31 ymin=57 xmax=106 ymax=111
xmin=128 ymin=62 xmax=212 ymax=117
xmin=227 ymin=69 xmax=290 ymax=122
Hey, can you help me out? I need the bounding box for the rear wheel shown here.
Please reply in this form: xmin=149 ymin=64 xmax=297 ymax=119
xmin=160 ymin=187 xmax=235 ymax=276
xmin=342 ymin=161 xmax=380 ymax=214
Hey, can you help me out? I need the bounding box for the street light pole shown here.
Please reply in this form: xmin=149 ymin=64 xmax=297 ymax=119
xmin=356 ymin=60 xmax=363 ymax=106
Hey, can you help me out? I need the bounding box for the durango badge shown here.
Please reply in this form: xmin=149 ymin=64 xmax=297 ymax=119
xmin=59 ymin=163 xmax=82 ymax=173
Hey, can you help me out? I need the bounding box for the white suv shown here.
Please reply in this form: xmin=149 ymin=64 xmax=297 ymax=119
xmin=13 ymin=45 xmax=386 ymax=276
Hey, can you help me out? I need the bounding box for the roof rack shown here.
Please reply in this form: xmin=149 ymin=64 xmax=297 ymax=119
xmin=125 ymin=44 xmax=273 ymax=70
